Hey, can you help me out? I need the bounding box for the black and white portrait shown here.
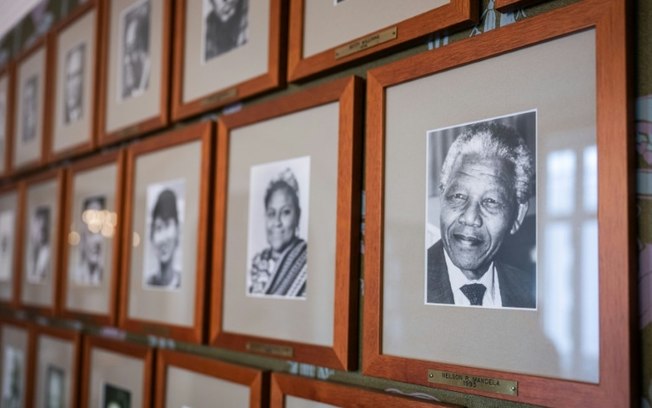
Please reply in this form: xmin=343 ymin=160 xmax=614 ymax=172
xmin=119 ymin=0 xmax=150 ymax=101
xmin=21 ymin=75 xmax=39 ymax=143
xmin=202 ymin=0 xmax=248 ymax=63
xmin=63 ymin=43 xmax=85 ymax=125
xmin=1 ymin=346 xmax=24 ymax=408
xmin=246 ymin=157 xmax=310 ymax=299
xmin=27 ymin=205 xmax=51 ymax=284
xmin=425 ymin=111 xmax=537 ymax=309
xmin=44 ymin=365 xmax=65 ymax=408
xmin=102 ymin=383 xmax=131 ymax=408
xmin=143 ymin=179 xmax=185 ymax=291
xmin=0 ymin=210 xmax=15 ymax=282
xmin=75 ymin=195 xmax=107 ymax=286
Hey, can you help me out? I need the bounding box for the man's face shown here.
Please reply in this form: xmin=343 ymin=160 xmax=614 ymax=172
xmin=81 ymin=201 xmax=104 ymax=268
xmin=124 ymin=20 xmax=142 ymax=90
xmin=22 ymin=78 xmax=37 ymax=139
xmin=440 ymin=154 xmax=522 ymax=276
xmin=212 ymin=0 xmax=238 ymax=22
xmin=151 ymin=217 xmax=178 ymax=265
xmin=65 ymin=47 xmax=83 ymax=115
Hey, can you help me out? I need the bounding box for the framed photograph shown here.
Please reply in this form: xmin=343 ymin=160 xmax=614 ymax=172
xmin=97 ymin=0 xmax=171 ymax=145
xmin=60 ymin=150 xmax=125 ymax=326
xmin=0 ymin=185 xmax=21 ymax=307
xmin=33 ymin=325 xmax=81 ymax=408
xmin=17 ymin=169 xmax=65 ymax=315
xmin=287 ymin=0 xmax=476 ymax=82
xmin=12 ymin=38 xmax=48 ymax=173
xmin=46 ymin=0 xmax=101 ymax=161
xmin=0 ymin=64 xmax=15 ymax=176
xmin=211 ymin=76 xmax=362 ymax=370
xmin=171 ymin=0 xmax=284 ymax=120
xmin=120 ymin=122 xmax=212 ymax=342
xmin=270 ymin=373 xmax=457 ymax=407
xmin=81 ymin=336 xmax=154 ymax=408
xmin=0 ymin=320 xmax=34 ymax=408
xmin=363 ymin=1 xmax=632 ymax=406
xmin=155 ymin=349 xmax=267 ymax=408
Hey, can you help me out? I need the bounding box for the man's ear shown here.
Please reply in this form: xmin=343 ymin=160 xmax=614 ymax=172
xmin=510 ymin=202 xmax=529 ymax=235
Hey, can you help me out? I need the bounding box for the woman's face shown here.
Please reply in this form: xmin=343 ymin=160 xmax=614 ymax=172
xmin=151 ymin=217 xmax=178 ymax=265
xmin=265 ymin=188 xmax=299 ymax=252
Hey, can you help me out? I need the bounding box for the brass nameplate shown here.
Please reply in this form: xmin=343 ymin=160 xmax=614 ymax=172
xmin=202 ymin=87 xmax=238 ymax=106
xmin=335 ymin=26 xmax=397 ymax=59
xmin=246 ymin=341 xmax=293 ymax=358
xmin=117 ymin=124 xmax=141 ymax=138
xmin=427 ymin=369 xmax=517 ymax=396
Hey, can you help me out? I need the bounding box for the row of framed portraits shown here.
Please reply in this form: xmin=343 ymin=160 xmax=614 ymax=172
xmin=0 ymin=0 xmax=634 ymax=406
xmin=0 ymin=319 xmax=447 ymax=408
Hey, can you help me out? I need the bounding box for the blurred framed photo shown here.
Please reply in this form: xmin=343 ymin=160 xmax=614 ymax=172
xmin=12 ymin=39 xmax=47 ymax=173
xmin=0 ymin=320 xmax=33 ymax=408
xmin=171 ymin=0 xmax=283 ymax=120
xmin=287 ymin=0 xmax=476 ymax=81
xmin=60 ymin=151 xmax=125 ymax=326
xmin=0 ymin=64 xmax=15 ymax=176
xmin=81 ymin=336 xmax=153 ymax=408
xmin=33 ymin=325 xmax=81 ymax=408
xmin=211 ymin=76 xmax=362 ymax=370
xmin=98 ymin=0 xmax=171 ymax=145
xmin=18 ymin=169 xmax=65 ymax=315
xmin=155 ymin=349 xmax=267 ymax=407
xmin=362 ymin=2 xmax=632 ymax=406
xmin=0 ymin=185 xmax=21 ymax=307
xmin=120 ymin=122 xmax=212 ymax=342
xmin=46 ymin=0 xmax=101 ymax=161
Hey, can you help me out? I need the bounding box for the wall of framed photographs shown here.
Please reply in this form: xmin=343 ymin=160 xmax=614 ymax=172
xmin=0 ymin=0 xmax=643 ymax=407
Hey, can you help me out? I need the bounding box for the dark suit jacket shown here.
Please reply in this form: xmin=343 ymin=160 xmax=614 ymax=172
xmin=426 ymin=240 xmax=536 ymax=308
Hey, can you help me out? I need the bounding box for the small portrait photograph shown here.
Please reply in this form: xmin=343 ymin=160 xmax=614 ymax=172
xmin=63 ymin=43 xmax=86 ymax=125
xmin=27 ymin=205 xmax=51 ymax=284
xmin=202 ymin=0 xmax=249 ymax=63
xmin=102 ymin=383 xmax=131 ymax=408
xmin=425 ymin=110 xmax=537 ymax=309
xmin=0 ymin=88 xmax=6 ymax=143
xmin=142 ymin=179 xmax=185 ymax=291
xmin=0 ymin=209 xmax=15 ymax=282
xmin=44 ymin=364 xmax=65 ymax=408
xmin=1 ymin=346 xmax=24 ymax=408
xmin=246 ymin=156 xmax=310 ymax=299
xmin=74 ymin=195 xmax=107 ymax=286
xmin=21 ymin=75 xmax=39 ymax=143
xmin=119 ymin=0 xmax=151 ymax=101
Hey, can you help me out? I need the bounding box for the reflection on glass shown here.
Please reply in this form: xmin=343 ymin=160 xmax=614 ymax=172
xmin=546 ymin=149 xmax=575 ymax=216
xmin=583 ymin=146 xmax=598 ymax=212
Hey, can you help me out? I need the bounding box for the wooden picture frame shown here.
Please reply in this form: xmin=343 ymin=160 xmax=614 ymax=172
xmin=31 ymin=324 xmax=82 ymax=408
xmin=495 ymin=0 xmax=548 ymax=13
xmin=287 ymin=0 xmax=477 ymax=82
xmin=45 ymin=0 xmax=102 ymax=161
xmin=171 ymin=0 xmax=284 ymax=120
xmin=0 ymin=319 xmax=35 ymax=408
xmin=270 ymin=373 xmax=458 ymax=407
xmin=81 ymin=335 xmax=154 ymax=408
xmin=120 ymin=121 xmax=213 ymax=343
xmin=0 ymin=63 xmax=15 ymax=177
xmin=59 ymin=149 xmax=125 ymax=326
xmin=155 ymin=349 xmax=268 ymax=408
xmin=363 ymin=0 xmax=632 ymax=406
xmin=97 ymin=0 xmax=171 ymax=145
xmin=17 ymin=168 xmax=66 ymax=316
xmin=0 ymin=183 xmax=22 ymax=308
xmin=211 ymin=76 xmax=362 ymax=370
xmin=12 ymin=37 xmax=49 ymax=173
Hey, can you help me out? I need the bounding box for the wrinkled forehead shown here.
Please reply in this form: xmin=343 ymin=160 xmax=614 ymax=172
xmin=448 ymin=153 xmax=516 ymax=190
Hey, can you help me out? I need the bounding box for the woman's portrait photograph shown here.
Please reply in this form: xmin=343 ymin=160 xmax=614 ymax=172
xmin=142 ymin=179 xmax=185 ymax=291
xmin=246 ymin=156 xmax=310 ymax=299
xmin=27 ymin=205 xmax=51 ymax=284
xmin=202 ymin=0 xmax=249 ymax=63
xmin=74 ymin=195 xmax=107 ymax=286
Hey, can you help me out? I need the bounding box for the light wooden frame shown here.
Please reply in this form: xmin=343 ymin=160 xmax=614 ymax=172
xmin=0 ymin=318 xmax=35 ymax=408
xmin=17 ymin=168 xmax=66 ymax=316
xmin=0 ymin=183 xmax=23 ymax=308
xmin=287 ymin=0 xmax=477 ymax=82
xmin=171 ymin=0 xmax=285 ymax=120
xmin=45 ymin=0 xmax=102 ymax=161
xmin=97 ymin=0 xmax=172 ymax=145
xmin=363 ymin=0 xmax=633 ymax=406
xmin=120 ymin=121 xmax=213 ymax=343
xmin=210 ymin=76 xmax=363 ymax=370
xmin=59 ymin=150 xmax=125 ymax=326
xmin=270 ymin=373 xmax=458 ymax=407
xmin=31 ymin=324 xmax=82 ymax=408
xmin=0 ymin=63 xmax=15 ymax=177
xmin=80 ymin=335 xmax=154 ymax=408
xmin=155 ymin=349 xmax=268 ymax=408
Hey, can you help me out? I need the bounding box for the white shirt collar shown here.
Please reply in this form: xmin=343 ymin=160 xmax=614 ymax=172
xmin=444 ymin=250 xmax=502 ymax=308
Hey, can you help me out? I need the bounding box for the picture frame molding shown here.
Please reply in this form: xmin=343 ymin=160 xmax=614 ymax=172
xmin=0 ymin=63 xmax=15 ymax=177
